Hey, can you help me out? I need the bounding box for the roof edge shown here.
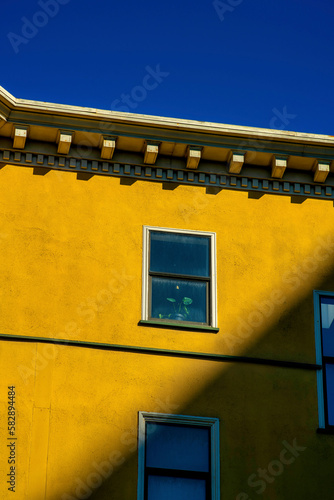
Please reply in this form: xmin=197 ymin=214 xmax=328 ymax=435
xmin=1 ymin=85 xmax=333 ymax=147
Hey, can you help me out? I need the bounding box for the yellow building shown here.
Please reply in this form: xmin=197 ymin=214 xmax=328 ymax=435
xmin=0 ymin=85 xmax=334 ymax=499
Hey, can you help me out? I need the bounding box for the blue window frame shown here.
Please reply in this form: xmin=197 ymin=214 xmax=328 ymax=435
xmin=142 ymin=227 xmax=217 ymax=327
xmin=314 ymin=291 xmax=334 ymax=429
xmin=137 ymin=412 xmax=220 ymax=500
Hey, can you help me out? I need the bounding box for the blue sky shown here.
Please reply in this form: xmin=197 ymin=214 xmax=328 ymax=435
xmin=1 ymin=0 xmax=333 ymax=134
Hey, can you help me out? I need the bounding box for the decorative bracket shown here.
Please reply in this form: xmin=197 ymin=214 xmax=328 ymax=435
xmin=144 ymin=142 xmax=159 ymax=164
xmin=271 ymin=156 xmax=287 ymax=179
xmin=186 ymin=146 xmax=202 ymax=169
xmin=12 ymin=126 xmax=28 ymax=149
xmin=100 ymin=136 xmax=116 ymax=160
xmin=228 ymin=151 xmax=245 ymax=174
xmin=314 ymin=161 xmax=330 ymax=183
xmin=57 ymin=131 xmax=73 ymax=155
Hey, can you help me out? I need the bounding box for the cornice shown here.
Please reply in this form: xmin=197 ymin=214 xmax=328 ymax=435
xmin=5 ymin=114 xmax=334 ymax=165
xmin=1 ymin=147 xmax=334 ymax=203
xmin=1 ymin=85 xmax=334 ymax=189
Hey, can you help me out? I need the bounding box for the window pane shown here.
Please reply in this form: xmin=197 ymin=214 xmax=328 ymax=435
xmin=325 ymin=364 xmax=334 ymax=426
xmin=147 ymin=475 xmax=206 ymax=500
xmin=146 ymin=423 xmax=210 ymax=472
xmin=321 ymin=297 xmax=334 ymax=356
xmin=150 ymin=231 xmax=210 ymax=277
xmin=151 ymin=277 xmax=207 ymax=323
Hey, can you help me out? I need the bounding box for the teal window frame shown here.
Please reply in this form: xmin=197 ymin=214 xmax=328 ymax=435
xmin=314 ymin=290 xmax=334 ymax=429
xmin=137 ymin=412 xmax=220 ymax=500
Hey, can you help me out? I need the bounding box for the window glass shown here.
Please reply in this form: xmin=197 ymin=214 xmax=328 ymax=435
xmin=150 ymin=231 xmax=210 ymax=277
xmin=151 ymin=277 xmax=207 ymax=323
xmin=147 ymin=475 xmax=206 ymax=500
xmin=138 ymin=412 xmax=219 ymax=500
xmin=146 ymin=423 xmax=210 ymax=472
xmin=325 ymin=364 xmax=334 ymax=426
xmin=321 ymin=297 xmax=334 ymax=356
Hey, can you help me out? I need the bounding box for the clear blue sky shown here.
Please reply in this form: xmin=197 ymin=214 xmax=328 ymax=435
xmin=1 ymin=0 xmax=333 ymax=134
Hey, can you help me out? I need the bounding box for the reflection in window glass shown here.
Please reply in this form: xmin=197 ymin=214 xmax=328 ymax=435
xmin=150 ymin=231 xmax=210 ymax=277
xmin=325 ymin=364 xmax=334 ymax=426
xmin=146 ymin=423 xmax=210 ymax=472
xmin=321 ymin=297 xmax=334 ymax=357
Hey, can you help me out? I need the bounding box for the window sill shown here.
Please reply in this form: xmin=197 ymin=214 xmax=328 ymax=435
xmin=138 ymin=319 xmax=219 ymax=333
xmin=317 ymin=427 xmax=334 ymax=435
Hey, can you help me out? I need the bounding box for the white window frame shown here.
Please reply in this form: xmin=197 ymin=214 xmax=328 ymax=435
xmin=137 ymin=411 xmax=220 ymax=500
xmin=142 ymin=226 xmax=217 ymax=327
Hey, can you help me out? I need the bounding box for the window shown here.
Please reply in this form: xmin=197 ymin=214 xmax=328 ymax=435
xmin=137 ymin=412 xmax=220 ymax=500
xmin=314 ymin=291 xmax=334 ymax=429
xmin=142 ymin=227 xmax=217 ymax=329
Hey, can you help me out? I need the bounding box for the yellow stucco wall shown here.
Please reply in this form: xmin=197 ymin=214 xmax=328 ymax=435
xmin=1 ymin=162 xmax=334 ymax=499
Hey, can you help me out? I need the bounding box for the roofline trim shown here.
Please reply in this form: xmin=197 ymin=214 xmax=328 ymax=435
xmin=1 ymin=85 xmax=333 ymax=147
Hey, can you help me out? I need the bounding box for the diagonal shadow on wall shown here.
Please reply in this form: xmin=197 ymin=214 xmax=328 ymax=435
xmin=45 ymin=263 xmax=334 ymax=500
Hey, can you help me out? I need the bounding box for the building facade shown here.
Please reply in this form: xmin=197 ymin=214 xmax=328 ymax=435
xmin=0 ymin=86 xmax=334 ymax=499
